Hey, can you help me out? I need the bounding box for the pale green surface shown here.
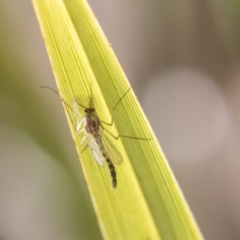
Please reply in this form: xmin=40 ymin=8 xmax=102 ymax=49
xmin=32 ymin=0 xmax=203 ymax=239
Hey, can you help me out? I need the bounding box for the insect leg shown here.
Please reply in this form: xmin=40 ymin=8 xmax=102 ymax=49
xmin=80 ymin=144 xmax=88 ymax=154
xmin=99 ymin=87 xmax=132 ymax=127
xmin=38 ymin=86 xmax=79 ymax=118
xmin=112 ymin=87 xmax=132 ymax=110
xmin=102 ymin=127 xmax=152 ymax=141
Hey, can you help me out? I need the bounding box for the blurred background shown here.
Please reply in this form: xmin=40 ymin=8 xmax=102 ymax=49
xmin=0 ymin=0 xmax=240 ymax=239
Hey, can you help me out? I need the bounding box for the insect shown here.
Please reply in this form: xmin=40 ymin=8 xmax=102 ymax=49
xmin=39 ymin=86 xmax=150 ymax=189
xmin=73 ymin=88 xmax=132 ymax=189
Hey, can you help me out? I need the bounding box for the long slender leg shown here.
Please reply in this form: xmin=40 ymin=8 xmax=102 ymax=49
xmin=38 ymin=86 xmax=80 ymax=118
xmin=98 ymin=87 xmax=132 ymax=126
xmin=102 ymin=127 xmax=152 ymax=141
xmin=80 ymin=144 xmax=88 ymax=154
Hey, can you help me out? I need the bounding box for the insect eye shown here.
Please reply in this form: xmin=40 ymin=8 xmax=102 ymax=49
xmin=85 ymin=108 xmax=90 ymax=113
xmin=89 ymin=108 xmax=95 ymax=113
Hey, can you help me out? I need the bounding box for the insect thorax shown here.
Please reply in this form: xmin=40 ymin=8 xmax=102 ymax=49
xmin=84 ymin=114 xmax=100 ymax=135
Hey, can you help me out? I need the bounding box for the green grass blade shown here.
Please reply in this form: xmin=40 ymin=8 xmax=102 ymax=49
xmin=32 ymin=0 xmax=203 ymax=239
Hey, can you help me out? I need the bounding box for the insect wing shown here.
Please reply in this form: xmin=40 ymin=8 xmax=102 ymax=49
xmin=84 ymin=133 xmax=104 ymax=167
xmin=101 ymin=132 xmax=123 ymax=165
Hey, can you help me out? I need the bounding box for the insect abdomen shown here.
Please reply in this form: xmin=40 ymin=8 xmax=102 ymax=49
xmin=104 ymin=154 xmax=117 ymax=188
xmin=96 ymin=136 xmax=117 ymax=188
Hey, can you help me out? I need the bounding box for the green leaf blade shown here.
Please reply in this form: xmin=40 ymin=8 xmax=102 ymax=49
xmin=32 ymin=0 xmax=203 ymax=239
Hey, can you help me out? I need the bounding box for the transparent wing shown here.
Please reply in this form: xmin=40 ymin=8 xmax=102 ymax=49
xmin=84 ymin=133 xmax=105 ymax=167
xmin=72 ymin=100 xmax=86 ymax=133
xmin=101 ymin=131 xmax=123 ymax=165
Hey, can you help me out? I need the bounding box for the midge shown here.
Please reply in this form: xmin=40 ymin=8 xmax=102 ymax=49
xmin=39 ymin=86 xmax=150 ymax=189
xmin=73 ymin=90 xmax=126 ymax=189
